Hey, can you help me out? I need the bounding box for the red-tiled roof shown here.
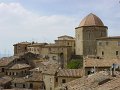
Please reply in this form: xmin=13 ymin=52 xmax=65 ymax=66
xmin=57 ymin=69 xmax=83 ymax=77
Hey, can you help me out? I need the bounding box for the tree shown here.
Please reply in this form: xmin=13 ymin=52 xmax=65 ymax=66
xmin=67 ymin=59 xmax=83 ymax=69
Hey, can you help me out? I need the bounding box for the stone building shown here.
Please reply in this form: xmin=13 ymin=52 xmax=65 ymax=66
xmin=56 ymin=69 xmax=83 ymax=87
xmin=13 ymin=35 xmax=74 ymax=68
xmin=97 ymin=36 xmax=120 ymax=59
xmin=6 ymin=63 xmax=30 ymax=77
xmin=27 ymin=43 xmax=47 ymax=55
xmin=55 ymin=35 xmax=75 ymax=55
xmin=13 ymin=42 xmax=31 ymax=55
xmin=83 ymin=57 xmax=120 ymax=75
xmin=75 ymin=13 xmax=108 ymax=56
xmin=41 ymin=44 xmax=72 ymax=68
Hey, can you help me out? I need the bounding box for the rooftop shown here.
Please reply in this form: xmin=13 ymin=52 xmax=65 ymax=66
xmin=0 ymin=56 xmax=18 ymax=67
xmin=79 ymin=13 xmax=104 ymax=27
xmin=84 ymin=58 xmax=120 ymax=68
xmin=56 ymin=71 xmax=111 ymax=90
xmin=57 ymin=69 xmax=83 ymax=77
xmin=9 ymin=63 xmax=30 ymax=70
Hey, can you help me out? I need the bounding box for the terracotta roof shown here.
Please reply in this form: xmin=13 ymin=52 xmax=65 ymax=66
xmin=9 ymin=63 xmax=30 ymax=70
xmin=42 ymin=64 xmax=59 ymax=75
xmin=0 ymin=56 xmax=18 ymax=67
xmin=79 ymin=13 xmax=104 ymax=27
xmin=0 ymin=76 xmax=12 ymax=85
xmin=26 ymin=72 xmax=43 ymax=82
xmin=95 ymin=77 xmax=120 ymax=90
xmin=57 ymin=69 xmax=83 ymax=77
xmin=84 ymin=58 xmax=120 ymax=67
xmin=56 ymin=71 xmax=110 ymax=90
xmin=12 ymin=78 xmax=26 ymax=83
xmin=42 ymin=67 xmax=58 ymax=75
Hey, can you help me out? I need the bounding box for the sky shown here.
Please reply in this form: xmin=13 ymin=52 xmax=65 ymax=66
xmin=0 ymin=0 xmax=120 ymax=56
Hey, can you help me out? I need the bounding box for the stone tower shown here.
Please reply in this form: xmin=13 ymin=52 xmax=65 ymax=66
xmin=75 ymin=13 xmax=108 ymax=56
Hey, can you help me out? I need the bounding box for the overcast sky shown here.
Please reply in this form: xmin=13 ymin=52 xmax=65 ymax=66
xmin=0 ymin=0 xmax=120 ymax=56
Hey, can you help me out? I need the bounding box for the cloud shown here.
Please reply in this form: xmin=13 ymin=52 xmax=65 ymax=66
xmin=0 ymin=2 xmax=78 ymax=55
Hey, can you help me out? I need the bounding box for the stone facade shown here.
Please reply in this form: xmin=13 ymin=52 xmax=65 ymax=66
xmin=55 ymin=35 xmax=75 ymax=55
xmin=13 ymin=42 xmax=31 ymax=55
xmin=43 ymin=74 xmax=56 ymax=90
xmin=97 ymin=37 xmax=120 ymax=59
xmin=13 ymin=36 xmax=74 ymax=68
xmin=75 ymin=13 xmax=108 ymax=56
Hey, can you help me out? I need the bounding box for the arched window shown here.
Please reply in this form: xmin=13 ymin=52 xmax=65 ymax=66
xmin=30 ymin=83 xmax=33 ymax=89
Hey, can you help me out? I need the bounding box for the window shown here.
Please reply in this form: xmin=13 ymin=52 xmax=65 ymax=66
xmin=30 ymin=83 xmax=33 ymax=89
xmin=13 ymin=72 xmax=14 ymax=75
xmin=23 ymin=84 xmax=25 ymax=88
xmin=87 ymin=71 xmax=91 ymax=75
xmin=25 ymin=47 xmax=27 ymax=50
xmin=1 ymin=68 xmax=4 ymax=72
xmin=55 ymin=77 xmax=58 ymax=82
xmin=16 ymin=72 xmax=18 ymax=75
xmin=14 ymin=83 xmax=16 ymax=87
xmin=62 ymin=79 xmax=66 ymax=83
xmin=102 ymin=51 xmax=104 ymax=56
xmin=67 ymin=42 xmax=69 ymax=46
xmin=116 ymin=51 xmax=119 ymax=55
xmin=10 ymin=72 xmax=11 ymax=75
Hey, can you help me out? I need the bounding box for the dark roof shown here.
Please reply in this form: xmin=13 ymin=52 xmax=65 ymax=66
xmin=58 ymin=35 xmax=74 ymax=39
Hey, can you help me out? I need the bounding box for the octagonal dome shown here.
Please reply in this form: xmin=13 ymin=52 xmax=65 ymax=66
xmin=79 ymin=13 xmax=104 ymax=27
